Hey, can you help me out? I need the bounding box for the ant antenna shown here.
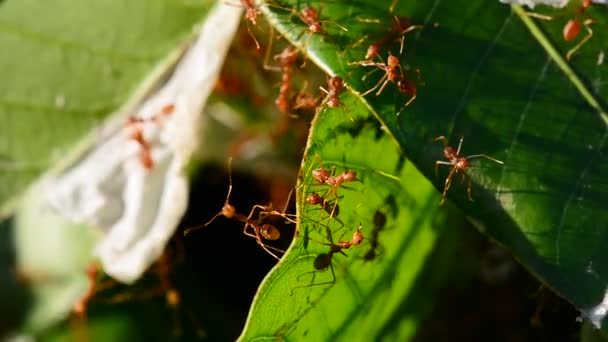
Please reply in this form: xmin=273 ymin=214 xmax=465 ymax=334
xmin=184 ymin=158 xmax=235 ymax=236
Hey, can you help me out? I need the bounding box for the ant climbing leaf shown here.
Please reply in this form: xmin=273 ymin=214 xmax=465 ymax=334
xmin=253 ymin=0 xmax=608 ymax=337
xmin=240 ymin=91 xmax=458 ymax=341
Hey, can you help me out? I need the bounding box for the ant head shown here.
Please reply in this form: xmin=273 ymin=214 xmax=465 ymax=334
xmin=342 ymin=170 xmax=357 ymax=182
xmin=306 ymin=193 xmax=323 ymax=205
xmin=444 ymin=146 xmax=458 ymax=160
xmin=312 ymin=168 xmax=331 ymax=183
xmin=352 ymin=225 xmax=365 ymax=245
xmin=260 ymin=224 xmax=281 ymax=241
xmin=387 ymin=55 xmax=400 ymax=68
xmin=222 ymin=203 xmax=236 ymax=218
xmin=245 ymin=7 xmax=258 ymax=25
xmin=328 ymin=76 xmax=344 ymax=91
xmin=314 ymin=253 xmax=332 ymax=270
xmin=365 ymin=43 xmax=381 ymax=60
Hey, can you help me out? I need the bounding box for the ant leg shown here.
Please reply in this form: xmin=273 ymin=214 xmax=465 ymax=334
xmin=466 ymin=154 xmax=504 ymax=165
xmin=466 ymin=174 xmax=474 ymax=202
xmin=183 ymin=212 xmax=221 ymax=236
xmin=456 ymin=136 xmax=464 ymax=155
xmin=246 ymin=21 xmax=261 ymax=50
xmin=398 ymin=25 xmax=424 ymax=54
xmin=566 ymin=18 xmax=595 ymax=60
xmin=440 ymin=167 xmax=458 ymax=205
xmin=290 ymin=261 xmax=336 ymax=295
xmin=389 ymin=0 xmax=398 ymax=14
xmin=263 ymin=26 xmax=281 ymax=72
xmin=361 ymin=74 xmax=388 ymax=96
xmin=433 ymin=135 xmax=449 ymax=147
xmin=375 ymin=79 xmax=391 ymax=96
xmin=396 ymin=94 xmax=416 ymax=116
xmin=252 ymin=204 xmax=298 ymax=224
xmin=435 ymin=160 xmax=452 ymax=178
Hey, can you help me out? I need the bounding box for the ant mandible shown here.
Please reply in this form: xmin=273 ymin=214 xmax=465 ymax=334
xmin=526 ymin=0 xmax=595 ymax=60
xmin=434 ymin=136 xmax=504 ymax=205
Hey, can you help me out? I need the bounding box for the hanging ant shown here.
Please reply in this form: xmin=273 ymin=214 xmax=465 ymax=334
xmin=183 ymin=160 xmax=296 ymax=260
xmin=434 ymin=136 xmax=504 ymax=205
xmin=264 ymin=27 xmax=300 ymax=115
xmin=526 ymin=0 xmax=595 ymax=60
xmin=290 ymin=226 xmax=364 ymax=295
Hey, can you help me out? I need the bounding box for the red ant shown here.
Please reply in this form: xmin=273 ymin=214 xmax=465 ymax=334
xmin=183 ymin=160 xmax=296 ymax=260
xmin=124 ymin=104 xmax=176 ymax=170
xmin=354 ymin=53 xmax=419 ymax=109
xmin=434 ymin=136 xmax=504 ymax=205
xmin=290 ymin=226 xmax=364 ymax=295
xmin=290 ymin=5 xmax=347 ymax=54
xmin=526 ymin=0 xmax=595 ymax=60
xmin=365 ymin=16 xmax=423 ymax=61
xmin=264 ymin=31 xmax=299 ymax=115
xmin=72 ymin=263 xmax=100 ymax=318
xmin=224 ymin=0 xmax=263 ymax=49
xmin=320 ymin=76 xmax=345 ymax=108
xmin=311 ymin=162 xmax=357 ymax=204
xmin=305 ymin=192 xmax=344 ymax=226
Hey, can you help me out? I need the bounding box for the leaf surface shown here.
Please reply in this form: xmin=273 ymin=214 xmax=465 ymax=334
xmin=246 ymin=0 xmax=608 ymax=335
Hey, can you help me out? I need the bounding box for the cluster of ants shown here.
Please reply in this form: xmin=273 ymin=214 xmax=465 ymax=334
xmin=242 ymin=0 xmax=425 ymax=129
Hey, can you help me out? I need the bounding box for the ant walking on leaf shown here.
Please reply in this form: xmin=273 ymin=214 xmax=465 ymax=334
xmin=526 ymin=0 xmax=595 ymax=60
xmin=353 ymin=53 xmax=420 ymax=112
xmin=434 ymin=136 xmax=504 ymax=205
xmin=290 ymin=225 xmax=364 ymax=295
xmin=184 ymin=159 xmax=297 ymax=260
xmin=309 ymin=157 xmax=358 ymax=208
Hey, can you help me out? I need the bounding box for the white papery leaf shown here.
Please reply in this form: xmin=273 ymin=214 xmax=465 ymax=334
xmin=41 ymin=3 xmax=243 ymax=283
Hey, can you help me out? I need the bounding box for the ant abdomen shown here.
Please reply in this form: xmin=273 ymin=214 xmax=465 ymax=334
xmin=260 ymin=224 xmax=281 ymax=241
xmin=314 ymin=253 xmax=332 ymax=270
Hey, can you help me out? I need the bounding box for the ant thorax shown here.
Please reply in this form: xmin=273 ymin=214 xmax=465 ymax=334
xmin=455 ymin=158 xmax=469 ymax=170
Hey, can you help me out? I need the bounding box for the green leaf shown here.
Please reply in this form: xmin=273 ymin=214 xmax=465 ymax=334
xmin=249 ymin=0 xmax=608 ymax=334
xmin=239 ymin=91 xmax=467 ymax=340
xmin=0 ymin=0 xmax=219 ymax=332
xmin=0 ymin=0 xmax=210 ymax=215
